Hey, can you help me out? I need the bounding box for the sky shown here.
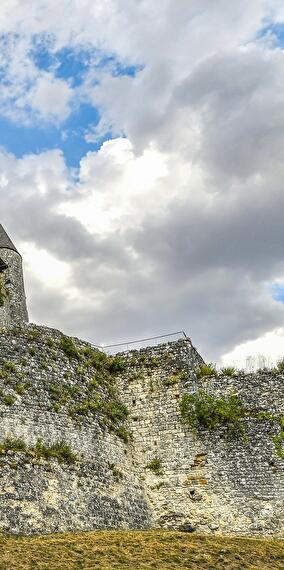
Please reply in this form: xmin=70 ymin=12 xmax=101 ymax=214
xmin=1 ymin=1 xmax=284 ymax=366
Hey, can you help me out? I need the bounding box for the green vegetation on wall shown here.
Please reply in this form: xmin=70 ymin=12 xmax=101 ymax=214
xmin=0 ymin=438 xmax=77 ymax=464
xmin=145 ymin=458 xmax=163 ymax=476
xmin=196 ymin=364 xmax=218 ymax=379
xmin=180 ymin=391 xmax=246 ymax=436
xmin=180 ymin=391 xmax=284 ymax=459
xmin=0 ymin=330 xmax=131 ymax=443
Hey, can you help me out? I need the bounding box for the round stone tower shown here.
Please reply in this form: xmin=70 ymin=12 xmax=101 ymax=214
xmin=0 ymin=224 xmax=28 ymax=327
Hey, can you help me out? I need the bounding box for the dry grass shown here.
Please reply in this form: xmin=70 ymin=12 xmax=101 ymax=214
xmin=0 ymin=530 xmax=283 ymax=569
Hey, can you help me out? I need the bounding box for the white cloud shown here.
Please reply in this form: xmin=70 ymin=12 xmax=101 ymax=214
xmin=27 ymin=74 xmax=73 ymax=122
xmin=61 ymin=138 xmax=169 ymax=234
xmin=222 ymin=328 xmax=284 ymax=369
xmin=21 ymin=242 xmax=71 ymax=290
xmin=1 ymin=2 xmax=284 ymax=360
xmin=0 ymin=33 xmax=73 ymax=124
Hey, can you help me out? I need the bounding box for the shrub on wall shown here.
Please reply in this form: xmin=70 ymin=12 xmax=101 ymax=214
xmin=145 ymin=458 xmax=163 ymax=476
xmin=180 ymin=391 xmax=246 ymax=436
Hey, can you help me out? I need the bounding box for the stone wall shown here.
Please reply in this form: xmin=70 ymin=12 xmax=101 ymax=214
xmin=118 ymin=343 xmax=284 ymax=537
xmin=0 ymin=325 xmax=152 ymax=534
xmin=0 ymin=249 xmax=28 ymax=327
xmin=0 ymin=324 xmax=283 ymax=536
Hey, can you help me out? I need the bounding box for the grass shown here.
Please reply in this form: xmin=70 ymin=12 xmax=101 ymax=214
xmin=221 ymin=367 xmax=236 ymax=377
xmin=60 ymin=336 xmax=81 ymax=360
xmin=0 ymin=438 xmax=77 ymax=465
xmin=0 ymin=438 xmax=26 ymax=453
xmin=35 ymin=439 xmax=77 ymax=464
xmin=196 ymin=363 xmax=218 ymax=379
xmin=0 ymin=531 xmax=282 ymax=569
xmin=276 ymin=359 xmax=284 ymax=373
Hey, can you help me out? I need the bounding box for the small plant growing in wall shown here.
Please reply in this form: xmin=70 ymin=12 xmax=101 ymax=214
xmin=0 ymin=438 xmax=77 ymax=465
xmin=164 ymin=371 xmax=187 ymax=386
xmin=0 ymin=438 xmax=27 ymax=453
xmin=146 ymin=356 xmax=160 ymax=369
xmin=15 ymin=383 xmax=26 ymax=395
xmin=220 ymin=367 xmax=236 ymax=377
xmin=3 ymin=361 xmax=16 ymax=373
xmin=196 ymin=363 xmax=218 ymax=379
xmin=145 ymin=457 xmax=163 ymax=476
xmin=113 ymin=426 xmax=132 ymax=443
xmin=108 ymin=462 xmax=123 ymax=481
xmin=108 ymin=356 xmax=127 ymax=374
xmin=3 ymin=394 xmax=16 ymax=406
xmin=272 ymin=417 xmax=284 ymax=460
xmin=46 ymin=337 xmax=54 ymax=348
xmin=35 ymin=439 xmax=77 ymax=464
xmin=276 ymin=359 xmax=284 ymax=373
xmin=60 ymin=336 xmax=81 ymax=360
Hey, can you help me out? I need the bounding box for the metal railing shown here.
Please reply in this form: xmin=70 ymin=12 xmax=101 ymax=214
xmin=91 ymin=330 xmax=188 ymax=354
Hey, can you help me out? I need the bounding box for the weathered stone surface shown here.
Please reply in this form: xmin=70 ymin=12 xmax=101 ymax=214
xmin=0 ymin=325 xmax=152 ymax=534
xmin=0 ymin=248 xmax=28 ymax=327
xmin=0 ymin=324 xmax=283 ymax=537
xmin=117 ymin=341 xmax=284 ymax=537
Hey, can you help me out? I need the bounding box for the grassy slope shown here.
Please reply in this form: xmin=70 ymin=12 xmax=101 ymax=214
xmin=0 ymin=531 xmax=283 ymax=570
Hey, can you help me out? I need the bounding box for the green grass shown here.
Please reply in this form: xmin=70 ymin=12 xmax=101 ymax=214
xmin=3 ymin=394 xmax=16 ymax=406
xmin=196 ymin=363 xmax=218 ymax=379
xmin=0 ymin=531 xmax=282 ymax=569
xmin=35 ymin=439 xmax=77 ymax=464
xmin=221 ymin=367 xmax=236 ymax=377
xmin=0 ymin=438 xmax=77 ymax=465
xmin=60 ymin=336 xmax=81 ymax=360
xmin=276 ymin=359 xmax=284 ymax=373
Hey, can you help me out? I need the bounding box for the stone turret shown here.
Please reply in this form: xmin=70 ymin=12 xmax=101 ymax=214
xmin=0 ymin=225 xmax=28 ymax=327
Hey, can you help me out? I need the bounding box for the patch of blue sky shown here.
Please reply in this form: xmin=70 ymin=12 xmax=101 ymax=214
xmin=30 ymin=35 xmax=143 ymax=86
xmin=271 ymin=283 xmax=284 ymax=303
xmin=0 ymin=35 xmax=140 ymax=166
xmin=0 ymin=115 xmax=58 ymax=157
xmin=55 ymin=49 xmax=143 ymax=85
xmin=256 ymin=22 xmax=284 ymax=47
xmin=55 ymin=47 xmax=94 ymax=86
xmin=31 ymin=44 xmax=56 ymax=72
xmin=112 ymin=60 xmax=144 ymax=77
xmin=0 ymin=103 xmax=110 ymax=168
xmin=95 ymin=53 xmax=144 ymax=77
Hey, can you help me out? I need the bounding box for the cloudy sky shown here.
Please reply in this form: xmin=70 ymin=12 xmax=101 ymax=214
xmin=1 ymin=0 xmax=284 ymax=365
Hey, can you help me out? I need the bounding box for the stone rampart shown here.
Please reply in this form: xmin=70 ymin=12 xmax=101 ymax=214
xmin=117 ymin=342 xmax=284 ymax=537
xmin=0 ymin=325 xmax=151 ymax=534
xmin=0 ymin=324 xmax=283 ymax=536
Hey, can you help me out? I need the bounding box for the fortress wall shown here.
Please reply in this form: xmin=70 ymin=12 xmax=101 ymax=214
xmin=0 ymin=325 xmax=283 ymax=536
xmin=0 ymin=325 xmax=152 ymax=534
xmin=118 ymin=342 xmax=284 ymax=536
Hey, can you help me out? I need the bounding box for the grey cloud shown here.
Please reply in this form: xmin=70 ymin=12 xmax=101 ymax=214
xmin=172 ymin=48 xmax=284 ymax=181
xmin=2 ymin=2 xmax=284 ymax=363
